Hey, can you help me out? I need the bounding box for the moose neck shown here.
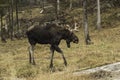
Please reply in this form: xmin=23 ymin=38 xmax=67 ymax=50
xmin=60 ymin=29 xmax=71 ymax=40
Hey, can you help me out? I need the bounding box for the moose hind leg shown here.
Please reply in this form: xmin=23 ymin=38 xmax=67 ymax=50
xmin=29 ymin=45 xmax=36 ymax=65
xmin=29 ymin=46 xmax=32 ymax=64
xmin=54 ymin=45 xmax=67 ymax=66
xmin=49 ymin=46 xmax=55 ymax=68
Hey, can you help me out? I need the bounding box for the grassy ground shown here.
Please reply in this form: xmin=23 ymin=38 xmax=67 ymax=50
xmin=0 ymin=25 xmax=120 ymax=80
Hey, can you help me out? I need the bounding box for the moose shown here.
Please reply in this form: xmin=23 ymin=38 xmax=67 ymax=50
xmin=26 ymin=23 xmax=79 ymax=69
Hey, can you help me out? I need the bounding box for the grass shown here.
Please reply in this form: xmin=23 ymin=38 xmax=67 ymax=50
xmin=0 ymin=25 xmax=120 ymax=80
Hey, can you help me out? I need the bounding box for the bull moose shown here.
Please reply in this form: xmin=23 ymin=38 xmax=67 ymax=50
xmin=26 ymin=23 xmax=79 ymax=69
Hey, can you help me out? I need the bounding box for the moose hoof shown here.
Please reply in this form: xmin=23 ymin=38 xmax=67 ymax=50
xmin=64 ymin=62 xmax=67 ymax=66
xmin=49 ymin=64 xmax=53 ymax=69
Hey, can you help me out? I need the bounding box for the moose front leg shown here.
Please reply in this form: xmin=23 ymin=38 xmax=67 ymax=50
xmin=28 ymin=44 xmax=36 ymax=65
xmin=54 ymin=45 xmax=67 ymax=66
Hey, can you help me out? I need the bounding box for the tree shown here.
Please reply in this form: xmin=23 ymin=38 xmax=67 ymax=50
xmin=0 ymin=8 xmax=4 ymax=42
xmin=83 ymin=0 xmax=92 ymax=45
xmin=56 ymin=0 xmax=60 ymax=20
xmin=69 ymin=0 xmax=73 ymax=10
xmin=15 ymin=0 xmax=19 ymax=32
xmin=0 ymin=0 xmax=8 ymax=42
xmin=9 ymin=0 xmax=14 ymax=40
xmin=96 ymin=0 xmax=101 ymax=30
xmin=42 ymin=0 xmax=45 ymax=10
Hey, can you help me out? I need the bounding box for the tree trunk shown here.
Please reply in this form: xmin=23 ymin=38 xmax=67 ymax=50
xmin=8 ymin=1 xmax=11 ymax=38
xmin=1 ymin=14 xmax=6 ymax=43
xmin=97 ymin=0 xmax=101 ymax=30
xmin=69 ymin=0 xmax=73 ymax=10
xmin=83 ymin=0 xmax=91 ymax=45
xmin=15 ymin=0 xmax=19 ymax=32
xmin=42 ymin=0 xmax=45 ymax=10
xmin=0 ymin=14 xmax=3 ymax=41
xmin=10 ymin=0 xmax=14 ymax=40
xmin=56 ymin=0 xmax=60 ymax=20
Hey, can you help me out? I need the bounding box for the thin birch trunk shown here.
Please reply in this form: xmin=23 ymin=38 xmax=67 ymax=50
xmin=83 ymin=0 xmax=91 ymax=45
xmin=97 ymin=0 xmax=101 ymax=30
xmin=56 ymin=0 xmax=60 ymax=20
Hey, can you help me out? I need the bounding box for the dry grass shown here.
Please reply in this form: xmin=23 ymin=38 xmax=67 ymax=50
xmin=0 ymin=25 xmax=120 ymax=80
